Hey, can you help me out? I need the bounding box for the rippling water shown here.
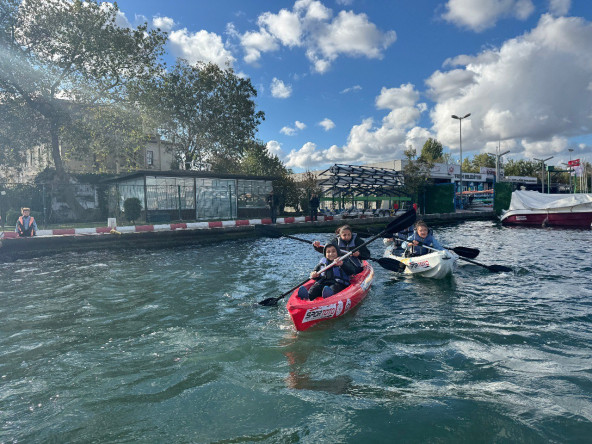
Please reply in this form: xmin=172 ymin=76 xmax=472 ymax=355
xmin=1 ymin=221 xmax=591 ymax=442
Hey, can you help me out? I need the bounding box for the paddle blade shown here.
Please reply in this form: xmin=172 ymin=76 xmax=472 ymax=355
xmin=374 ymin=257 xmax=406 ymax=272
xmin=258 ymin=296 xmax=280 ymax=306
xmin=487 ymin=264 xmax=513 ymax=273
xmin=383 ymin=208 xmax=416 ymax=237
xmin=451 ymin=246 xmax=480 ymax=259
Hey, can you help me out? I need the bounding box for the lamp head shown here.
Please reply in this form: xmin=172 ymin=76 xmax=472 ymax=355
xmin=451 ymin=115 xmax=459 ymax=119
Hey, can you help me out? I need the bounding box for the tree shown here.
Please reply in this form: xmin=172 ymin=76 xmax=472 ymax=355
xmin=402 ymin=146 xmax=432 ymax=201
xmin=470 ymin=153 xmax=495 ymax=172
xmin=146 ymin=60 xmax=265 ymax=171
xmin=0 ymin=0 xmax=166 ymax=215
xmin=237 ymin=140 xmax=299 ymax=213
xmin=503 ymin=159 xmax=541 ymax=177
xmin=418 ymin=138 xmax=443 ymax=163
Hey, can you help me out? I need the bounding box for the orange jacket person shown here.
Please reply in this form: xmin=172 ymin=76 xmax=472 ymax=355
xmin=15 ymin=207 xmax=38 ymax=237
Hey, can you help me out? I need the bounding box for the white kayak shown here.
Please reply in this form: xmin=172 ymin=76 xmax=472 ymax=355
xmin=385 ymin=247 xmax=458 ymax=279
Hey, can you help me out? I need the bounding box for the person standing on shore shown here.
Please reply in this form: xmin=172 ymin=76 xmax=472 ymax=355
xmin=266 ymin=191 xmax=278 ymax=223
xmin=15 ymin=207 xmax=38 ymax=237
xmin=309 ymin=193 xmax=320 ymax=221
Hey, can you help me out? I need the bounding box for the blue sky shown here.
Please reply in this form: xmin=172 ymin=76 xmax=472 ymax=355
xmin=113 ymin=0 xmax=592 ymax=172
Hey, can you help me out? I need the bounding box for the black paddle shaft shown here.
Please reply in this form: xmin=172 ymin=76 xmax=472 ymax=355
xmin=261 ymin=228 xmax=405 ymax=272
xmin=392 ymin=234 xmax=479 ymax=259
xmin=395 ymin=235 xmax=511 ymax=273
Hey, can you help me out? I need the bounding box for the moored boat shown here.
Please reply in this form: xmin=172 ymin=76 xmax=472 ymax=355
xmin=286 ymin=261 xmax=374 ymax=331
xmin=385 ymin=248 xmax=458 ymax=279
xmin=501 ymin=190 xmax=592 ymax=228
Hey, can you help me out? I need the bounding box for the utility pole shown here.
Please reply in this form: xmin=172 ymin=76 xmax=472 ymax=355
xmin=534 ymin=156 xmax=553 ymax=193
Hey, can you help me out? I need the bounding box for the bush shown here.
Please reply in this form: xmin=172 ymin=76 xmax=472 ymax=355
xmin=123 ymin=197 xmax=142 ymax=223
xmin=6 ymin=209 xmax=20 ymax=226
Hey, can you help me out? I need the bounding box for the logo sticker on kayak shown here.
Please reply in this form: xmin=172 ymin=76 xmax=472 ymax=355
xmin=302 ymin=304 xmax=337 ymax=323
xmin=409 ymin=260 xmax=430 ymax=269
xmin=302 ymin=298 xmax=353 ymax=323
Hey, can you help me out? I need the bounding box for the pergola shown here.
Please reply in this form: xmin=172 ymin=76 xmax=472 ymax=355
xmin=317 ymin=164 xmax=409 ymax=208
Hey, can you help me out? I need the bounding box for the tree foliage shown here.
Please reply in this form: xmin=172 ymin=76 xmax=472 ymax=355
xmin=402 ymin=146 xmax=432 ymax=200
xmin=0 ymin=0 xmax=166 ymax=213
xmin=419 ymin=138 xmax=443 ymax=163
xmin=144 ymin=60 xmax=265 ymax=171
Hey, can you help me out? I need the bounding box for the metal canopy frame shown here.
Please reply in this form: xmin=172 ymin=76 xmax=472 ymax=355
xmin=317 ymin=164 xmax=408 ymax=199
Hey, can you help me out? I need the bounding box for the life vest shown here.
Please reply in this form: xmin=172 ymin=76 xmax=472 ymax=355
xmin=319 ymin=257 xmax=351 ymax=286
xmin=17 ymin=216 xmax=35 ymax=237
xmin=407 ymin=231 xmax=436 ymax=256
xmin=335 ymin=234 xmax=362 ymax=268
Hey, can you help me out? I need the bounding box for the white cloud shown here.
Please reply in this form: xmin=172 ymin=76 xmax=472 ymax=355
xmin=270 ymin=77 xmax=292 ymax=98
xmin=266 ymin=140 xmax=284 ymax=158
xmin=319 ymin=118 xmax=335 ymax=131
xmin=281 ymin=12 xmax=592 ymax=171
xmin=284 ymin=83 xmax=429 ymax=169
xmin=280 ymin=120 xmax=306 ymax=136
xmin=340 ymin=85 xmax=362 ymax=94
xmin=375 ymin=84 xmax=419 ymax=110
xmin=258 ymin=8 xmax=303 ymax=47
xmin=240 ymin=29 xmax=279 ymax=64
xmin=442 ymin=0 xmax=535 ymax=32
xmin=428 ymin=14 xmax=592 ymax=159
xmin=549 ymin=0 xmax=571 ymax=17
xmin=153 ymin=16 xmax=175 ymax=31
xmin=238 ymin=2 xmax=396 ymax=73
xmin=169 ymin=29 xmax=236 ymax=67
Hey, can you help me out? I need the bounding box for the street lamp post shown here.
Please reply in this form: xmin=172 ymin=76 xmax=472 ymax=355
xmin=568 ymin=148 xmax=574 ymax=193
xmin=451 ymin=113 xmax=471 ymax=207
xmin=534 ymin=156 xmax=554 ymax=193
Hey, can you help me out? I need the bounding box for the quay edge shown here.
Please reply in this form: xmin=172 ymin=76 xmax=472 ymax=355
xmin=0 ymin=210 xmax=495 ymax=262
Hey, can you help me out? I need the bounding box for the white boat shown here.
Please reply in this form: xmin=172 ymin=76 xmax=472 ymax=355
xmin=384 ymin=247 xmax=458 ymax=279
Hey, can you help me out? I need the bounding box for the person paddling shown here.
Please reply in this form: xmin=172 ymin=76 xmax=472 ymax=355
xmin=401 ymin=220 xmax=443 ymax=257
xmin=297 ymin=244 xmax=358 ymax=301
xmin=312 ymin=224 xmax=370 ymax=272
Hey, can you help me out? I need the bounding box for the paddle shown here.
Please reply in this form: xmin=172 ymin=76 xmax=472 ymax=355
xmin=258 ymin=208 xmax=417 ymax=306
xmin=390 ymin=234 xmax=480 ymax=259
xmin=404 ymin=240 xmax=512 ymax=273
xmin=255 ymin=225 xmax=406 ymax=272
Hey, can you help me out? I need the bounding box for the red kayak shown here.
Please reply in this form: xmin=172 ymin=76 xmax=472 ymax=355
xmin=286 ymin=261 xmax=374 ymax=331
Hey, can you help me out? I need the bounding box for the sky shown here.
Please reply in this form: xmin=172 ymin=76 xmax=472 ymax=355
xmin=112 ymin=0 xmax=592 ymax=172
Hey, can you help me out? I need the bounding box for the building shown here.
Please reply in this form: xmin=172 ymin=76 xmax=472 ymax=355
xmin=3 ymin=136 xmax=178 ymax=184
xmin=104 ymin=170 xmax=277 ymax=222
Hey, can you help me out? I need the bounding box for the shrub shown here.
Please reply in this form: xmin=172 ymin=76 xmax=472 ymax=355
xmin=123 ymin=197 xmax=142 ymax=223
xmin=6 ymin=209 xmax=20 ymax=226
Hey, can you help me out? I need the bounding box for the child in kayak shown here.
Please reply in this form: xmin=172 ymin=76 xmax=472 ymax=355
xmin=312 ymin=224 xmax=370 ymax=272
xmin=298 ymin=244 xmax=358 ymax=301
xmin=401 ymin=220 xmax=443 ymax=256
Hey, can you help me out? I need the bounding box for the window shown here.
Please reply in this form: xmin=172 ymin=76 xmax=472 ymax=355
xmin=146 ymin=150 xmax=154 ymax=166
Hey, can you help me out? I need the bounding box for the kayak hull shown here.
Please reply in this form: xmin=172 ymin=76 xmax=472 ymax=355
xmin=386 ymin=249 xmax=457 ymax=279
xmin=286 ymin=262 xmax=374 ymax=331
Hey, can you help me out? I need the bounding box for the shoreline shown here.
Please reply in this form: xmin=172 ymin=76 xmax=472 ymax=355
xmin=0 ymin=210 xmax=495 ymax=261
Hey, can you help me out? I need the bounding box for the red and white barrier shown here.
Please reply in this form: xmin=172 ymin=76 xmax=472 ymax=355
xmin=1 ymin=214 xmax=343 ymax=239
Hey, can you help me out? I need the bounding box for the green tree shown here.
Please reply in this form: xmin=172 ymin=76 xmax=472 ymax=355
xmin=237 ymin=140 xmax=299 ymax=213
xmin=418 ymin=138 xmax=443 ymax=163
xmin=0 ymin=0 xmax=166 ymax=215
xmin=469 ymin=153 xmax=495 ymax=172
xmin=146 ymin=60 xmax=265 ymax=171
xmin=503 ymin=159 xmax=541 ymax=177
xmin=402 ymin=146 xmax=432 ymax=202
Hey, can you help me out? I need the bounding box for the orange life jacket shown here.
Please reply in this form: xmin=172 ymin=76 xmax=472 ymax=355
xmin=17 ymin=215 xmax=36 ymax=237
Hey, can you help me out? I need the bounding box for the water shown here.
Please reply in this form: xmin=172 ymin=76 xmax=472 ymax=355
xmin=1 ymin=221 xmax=591 ymax=443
